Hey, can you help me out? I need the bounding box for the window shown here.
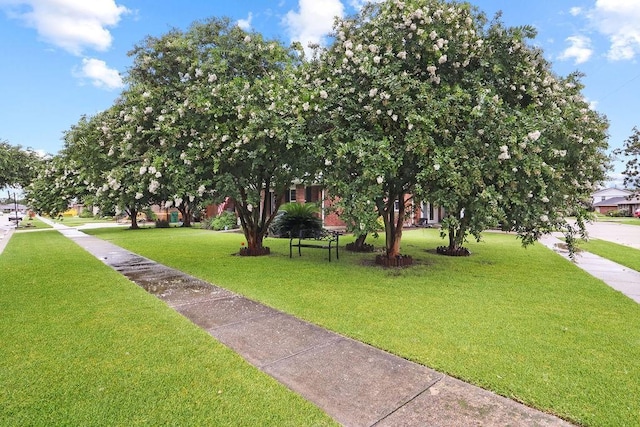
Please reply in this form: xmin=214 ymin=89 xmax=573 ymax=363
xmin=285 ymin=188 xmax=296 ymax=203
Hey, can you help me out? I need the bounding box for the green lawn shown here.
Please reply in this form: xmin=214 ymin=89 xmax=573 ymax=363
xmin=0 ymin=231 xmax=335 ymax=426
xmin=594 ymin=215 xmax=640 ymax=226
xmin=17 ymin=216 xmax=52 ymax=229
xmin=578 ymin=238 xmax=640 ymax=272
xmin=83 ymin=227 xmax=640 ymax=427
xmin=50 ymin=216 xmax=119 ymax=227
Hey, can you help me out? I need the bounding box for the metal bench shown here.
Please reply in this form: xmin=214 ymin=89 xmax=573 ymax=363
xmin=289 ymin=229 xmax=340 ymax=262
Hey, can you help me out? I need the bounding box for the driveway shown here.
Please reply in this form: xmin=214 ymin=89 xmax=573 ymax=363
xmin=583 ymin=220 xmax=640 ymax=250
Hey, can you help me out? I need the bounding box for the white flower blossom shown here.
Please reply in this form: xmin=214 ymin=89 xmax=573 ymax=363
xmin=498 ymin=145 xmax=510 ymax=160
xmin=438 ymin=54 xmax=448 ymax=64
xmin=244 ymin=35 xmax=251 ymax=43
xmin=135 ymin=192 xmax=143 ymax=200
xmin=149 ymin=180 xmax=160 ymax=194
xmin=376 ymin=176 xmax=384 ymax=185
xmin=139 ymin=166 xmax=147 ymax=175
xmin=434 ymin=164 xmax=441 ymax=171
xmin=527 ymin=130 xmax=541 ymax=141
xmin=319 ymin=90 xmax=328 ymax=99
xmin=397 ymin=51 xmax=407 ymax=59
xmin=540 ymin=214 xmax=549 ymax=222
xmin=369 ymin=88 xmax=378 ymax=97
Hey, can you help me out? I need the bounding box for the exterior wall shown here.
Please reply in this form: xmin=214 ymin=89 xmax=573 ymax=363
xmin=596 ymin=205 xmax=618 ymax=215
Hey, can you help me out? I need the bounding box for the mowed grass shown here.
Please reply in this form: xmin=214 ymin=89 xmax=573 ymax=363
xmin=18 ymin=216 xmax=52 ymax=229
xmin=577 ymin=238 xmax=640 ymax=272
xmin=84 ymin=226 xmax=640 ymax=427
xmin=594 ymin=216 xmax=640 ymax=226
xmin=51 ymin=216 xmax=119 ymax=227
xmin=0 ymin=231 xmax=335 ymax=427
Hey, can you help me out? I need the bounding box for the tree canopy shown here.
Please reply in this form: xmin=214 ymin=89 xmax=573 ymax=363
xmin=0 ymin=140 xmax=42 ymax=189
xmin=615 ymin=127 xmax=640 ymax=192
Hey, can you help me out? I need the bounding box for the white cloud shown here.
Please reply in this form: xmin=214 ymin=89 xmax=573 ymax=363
xmin=282 ymin=0 xmax=344 ymax=54
xmin=1 ymin=0 xmax=129 ymax=55
xmin=559 ymin=35 xmax=593 ymax=64
xmin=75 ymin=58 xmax=123 ymax=90
xmin=237 ymin=12 xmax=253 ymax=30
xmin=348 ymin=0 xmax=384 ymax=11
xmin=569 ymin=7 xmax=582 ymax=16
xmin=589 ymin=0 xmax=640 ymax=61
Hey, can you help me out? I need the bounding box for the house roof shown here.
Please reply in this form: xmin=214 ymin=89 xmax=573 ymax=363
xmin=592 ymin=196 xmax=629 ymax=207
xmin=617 ymin=197 xmax=640 ymax=206
xmin=0 ymin=203 xmax=27 ymax=211
xmin=591 ymin=187 xmax=632 ymax=197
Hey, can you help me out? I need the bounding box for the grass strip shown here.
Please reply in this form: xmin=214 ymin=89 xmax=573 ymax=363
xmin=85 ymin=226 xmax=640 ymax=427
xmin=0 ymin=230 xmax=335 ymax=427
xmin=577 ymin=238 xmax=640 ymax=272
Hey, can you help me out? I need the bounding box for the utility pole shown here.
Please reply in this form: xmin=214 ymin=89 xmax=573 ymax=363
xmin=13 ymin=191 xmax=18 ymax=229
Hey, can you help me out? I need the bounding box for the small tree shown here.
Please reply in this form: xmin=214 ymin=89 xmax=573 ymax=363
xmin=615 ymin=127 xmax=640 ymax=193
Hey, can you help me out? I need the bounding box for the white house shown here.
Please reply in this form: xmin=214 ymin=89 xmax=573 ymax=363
xmin=591 ymin=188 xmax=632 ymax=205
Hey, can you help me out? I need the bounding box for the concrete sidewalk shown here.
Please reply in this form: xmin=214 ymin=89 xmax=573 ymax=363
xmin=539 ymin=235 xmax=640 ymax=303
xmin=36 ymin=217 xmax=571 ymax=426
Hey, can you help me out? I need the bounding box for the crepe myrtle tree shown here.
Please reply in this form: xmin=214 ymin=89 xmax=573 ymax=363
xmin=414 ymin=18 xmax=609 ymax=255
xmin=127 ymin=26 xmax=219 ymax=226
xmin=156 ymin=18 xmax=318 ymax=254
xmin=315 ymin=0 xmax=494 ymax=259
xmin=614 ymin=127 xmax=640 ymax=193
xmin=25 ymin=154 xmax=76 ymax=218
xmin=316 ymin=0 xmax=608 ymax=258
xmin=84 ymin=98 xmax=163 ymax=230
xmin=25 ymin=116 xmax=105 ymax=218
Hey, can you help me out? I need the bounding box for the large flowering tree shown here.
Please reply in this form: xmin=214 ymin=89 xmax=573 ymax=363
xmin=151 ymin=18 xmax=317 ymax=253
xmin=317 ymin=0 xmax=608 ymax=258
xmin=415 ymin=20 xmax=609 ymax=253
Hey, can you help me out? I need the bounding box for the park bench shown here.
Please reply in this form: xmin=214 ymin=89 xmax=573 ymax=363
xmin=289 ymin=229 xmax=340 ymax=262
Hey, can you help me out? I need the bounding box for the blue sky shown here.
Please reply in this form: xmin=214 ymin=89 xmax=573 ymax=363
xmin=1 ymin=0 xmax=639 ymax=186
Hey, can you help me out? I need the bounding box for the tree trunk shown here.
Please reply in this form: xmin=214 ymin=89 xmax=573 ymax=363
xmin=177 ymin=203 xmax=192 ymax=227
xmin=129 ymin=207 xmax=139 ymax=230
xmin=379 ymin=193 xmax=405 ymax=258
xmin=448 ymin=225 xmax=458 ymax=251
xmin=353 ymin=233 xmax=368 ymax=250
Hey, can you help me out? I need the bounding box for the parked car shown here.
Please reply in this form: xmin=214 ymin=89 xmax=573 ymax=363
xmin=7 ymin=211 xmax=23 ymax=221
xmin=635 ymin=208 xmax=640 ymax=218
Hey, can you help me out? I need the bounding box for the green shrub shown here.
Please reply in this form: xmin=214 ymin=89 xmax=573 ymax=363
xmin=203 ymin=211 xmax=238 ymax=231
xmin=155 ymin=219 xmax=170 ymax=228
xmin=79 ymin=208 xmax=94 ymax=218
xmin=269 ymin=202 xmax=322 ymax=237
xmin=608 ymin=209 xmax=631 ymax=217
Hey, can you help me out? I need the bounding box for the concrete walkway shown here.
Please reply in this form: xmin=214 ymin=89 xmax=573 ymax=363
xmin=31 ymin=217 xmax=572 ymax=427
xmin=539 ymin=235 xmax=640 ymax=303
